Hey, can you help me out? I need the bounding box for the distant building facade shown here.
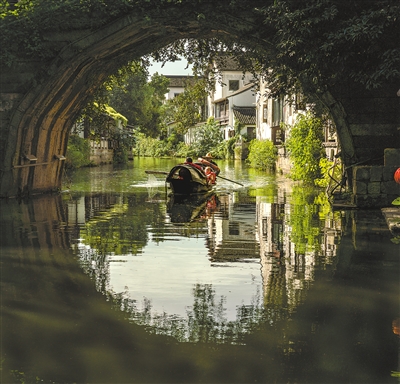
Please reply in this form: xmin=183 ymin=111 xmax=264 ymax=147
xmin=206 ymin=58 xmax=257 ymax=141
xmin=170 ymin=58 xmax=338 ymax=167
xmin=72 ymin=110 xmax=131 ymax=165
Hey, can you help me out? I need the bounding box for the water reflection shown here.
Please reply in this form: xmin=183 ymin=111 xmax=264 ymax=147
xmin=67 ymin=184 xmax=343 ymax=343
xmin=167 ymin=192 xmax=220 ymax=223
xmin=1 ymin=161 xmax=398 ymax=383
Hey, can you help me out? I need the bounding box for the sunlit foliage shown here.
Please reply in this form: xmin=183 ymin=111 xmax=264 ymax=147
xmin=65 ymin=135 xmax=92 ymax=169
xmin=189 ymin=117 xmax=224 ymax=159
xmin=247 ymin=139 xmax=277 ymax=170
xmin=108 ymin=70 xmax=170 ymax=137
xmin=164 ymin=77 xmax=209 ymax=135
xmin=285 ymin=112 xmax=326 ymax=185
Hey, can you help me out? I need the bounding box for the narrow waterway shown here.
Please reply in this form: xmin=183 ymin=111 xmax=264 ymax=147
xmin=1 ymin=158 xmax=398 ymax=383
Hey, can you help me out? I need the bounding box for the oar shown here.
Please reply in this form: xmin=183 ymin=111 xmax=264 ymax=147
xmin=146 ymin=170 xmax=244 ymax=186
xmin=145 ymin=170 xmax=168 ymax=175
xmin=217 ymin=175 xmax=244 ymax=186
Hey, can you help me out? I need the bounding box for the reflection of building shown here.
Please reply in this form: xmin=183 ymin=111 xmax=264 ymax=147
xmin=206 ymin=193 xmax=260 ymax=263
xmin=69 ymin=187 xmax=343 ymax=318
xmin=205 ymin=189 xmax=343 ymax=313
xmin=66 ymin=193 xmax=123 ymax=228
xmin=256 ymin=190 xmax=342 ymax=313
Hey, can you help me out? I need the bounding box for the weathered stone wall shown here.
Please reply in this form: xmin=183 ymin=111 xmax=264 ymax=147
xmin=319 ymin=84 xmax=399 ymax=170
xmin=352 ymin=148 xmax=400 ymax=208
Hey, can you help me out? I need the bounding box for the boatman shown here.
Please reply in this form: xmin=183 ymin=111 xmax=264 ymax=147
xmin=184 ymin=157 xmax=204 ymax=172
xmin=198 ymin=152 xmax=220 ymax=175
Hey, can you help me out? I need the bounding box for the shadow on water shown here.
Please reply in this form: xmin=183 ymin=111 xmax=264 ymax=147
xmin=0 ymin=161 xmax=399 ymax=383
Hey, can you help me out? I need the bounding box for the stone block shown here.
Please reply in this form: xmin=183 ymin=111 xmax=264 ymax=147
xmin=353 ymin=194 xmax=389 ymax=208
xmin=374 ymin=195 xmax=389 ymax=208
xmin=352 ymin=194 xmax=369 ymax=208
xmin=383 ymin=166 xmax=399 ymax=181
xmin=381 ymin=181 xmax=400 ymax=195
xmin=370 ymin=166 xmax=383 ymax=182
xmin=353 ymin=181 xmax=367 ymax=195
xmin=384 ymin=148 xmax=400 ymax=166
xmin=353 ymin=166 xmax=370 ymax=181
xmin=368 ymin=182 xmax=381 ymax=194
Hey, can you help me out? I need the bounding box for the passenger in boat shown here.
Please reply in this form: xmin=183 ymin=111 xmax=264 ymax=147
xmin=184 ymin=157 xmax=204 ymax=172
xmin=198 ymin=152 xmax=220 ymax=175
xmin=204 ymin=166 xmax=216 ymax=185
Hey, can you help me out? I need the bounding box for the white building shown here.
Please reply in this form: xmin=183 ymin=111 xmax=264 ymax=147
xmin=255 ymin=81 xmax=304 ymax=143
xmin=176 ymin=58 xmax=338 ymax=165
xmin=164 ymin=75 xmax=195 ymax=101
xmin=207 ymin=58 xmax=257 ymax=141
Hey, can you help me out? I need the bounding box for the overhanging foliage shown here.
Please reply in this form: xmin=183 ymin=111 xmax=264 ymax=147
xmin=1 ymin=0 xmax=398 ymax=98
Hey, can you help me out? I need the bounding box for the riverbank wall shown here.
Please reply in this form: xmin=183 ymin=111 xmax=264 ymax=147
xmin=352 ymin=148 xmax=400 ymax=208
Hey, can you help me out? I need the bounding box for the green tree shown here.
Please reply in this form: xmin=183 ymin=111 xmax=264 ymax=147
xmin=285 ymin=112 xmax=326 ymax=184
xmin=247 ymin=139 xmax=277 ymax=170
xmin=108 ymin=69 xmax=169 ymax=137
xmin=133 ymin=132 xmax=167 ymax=157
xmin=259 ymin=0 xmax=400 ymax=94
xmin=77 ymin=62 xmax=169 ymax=147
xmin=154 ymin=1 xmax=399 ymax=99
xmin=190 ymin=117 xmax=224 ymax=158
xmin=164 ymin=77 xmax=208 ymax=135
xmin=76 ymin=102 xmax=133 ymax=164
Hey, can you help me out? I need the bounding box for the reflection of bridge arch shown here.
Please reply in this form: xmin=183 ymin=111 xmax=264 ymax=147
xmin=0 ymin=3 xmax=399 ymax=200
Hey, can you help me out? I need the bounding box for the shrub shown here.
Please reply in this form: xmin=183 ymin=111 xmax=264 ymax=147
xmin=175 ymin=142 xmax=192 ymax=158
xmin=285 ymin=112 xmax=326 ymax=184
xmin=133 ymin=132 xmax=165 ymax=157
xmin=225 ymin=135 xmax=238 ymax=159
xmin=247 ymin=139 xmax=277 ymax=170
xmin=65 ymin=135 xmax=91 ymax=169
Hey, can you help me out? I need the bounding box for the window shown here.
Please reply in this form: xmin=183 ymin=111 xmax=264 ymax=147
xmin=295 ymin=93 xmax=306 ymax=110
xmin=229 ymin=80 xmax=239 ymax=91
xmin=215 ymin=104 xmax=221 ymax=118
xmin=247 ymin=127 xmax=256 ymax=140
xmin=215 ymin=101 xmax=228 ymax=118
xmin=263 ymin=104 xmax=268 ymax=122
xmin=272 ymin=127 xmax=285 ymax=145
xmin=272 ymin=97 xmax=284 ymax=127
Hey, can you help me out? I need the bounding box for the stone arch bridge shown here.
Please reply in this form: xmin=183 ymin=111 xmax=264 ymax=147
xmin=0 ymin=2 xmax=399 ymax=207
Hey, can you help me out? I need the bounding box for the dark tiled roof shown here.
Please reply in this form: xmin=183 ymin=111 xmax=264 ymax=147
xmin=165 ymin=75 xmax=197 ymax=88
xmin=233 ymin=106 xmax=256 ymax=125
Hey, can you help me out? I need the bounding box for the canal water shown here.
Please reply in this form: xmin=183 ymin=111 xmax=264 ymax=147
xmin=1 ymin=158 xmax=398 ymax=383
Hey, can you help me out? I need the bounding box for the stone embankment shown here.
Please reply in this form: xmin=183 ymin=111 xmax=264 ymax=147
xmin=352 ymin=148 xmax=400 ymax=208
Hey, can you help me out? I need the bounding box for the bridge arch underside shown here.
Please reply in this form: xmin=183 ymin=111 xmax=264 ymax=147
xmin=0 ymin=9 xmax=399 ymax=202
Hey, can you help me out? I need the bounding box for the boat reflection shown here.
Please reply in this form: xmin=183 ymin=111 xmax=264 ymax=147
xmin=166 ymin=192 xmax=220 ymax=223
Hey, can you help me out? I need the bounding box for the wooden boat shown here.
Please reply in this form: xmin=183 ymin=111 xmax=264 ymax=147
xmin=165 ymin=164 xmax=212 ymax=195
xmin=145 ymin=163 xmax=242 ymax=195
